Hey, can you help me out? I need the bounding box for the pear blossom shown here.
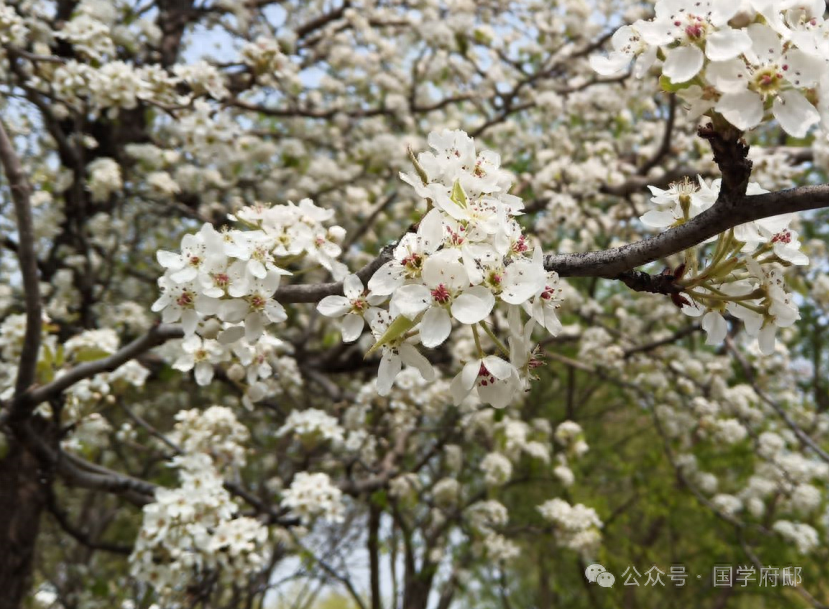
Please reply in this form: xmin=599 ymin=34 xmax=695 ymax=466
xmin=450 ymin=355 xmax=520 ymax=409
xmin=368 ymin=209 xmax=444 ymax=295
xmin=712 ymin=24 xmax=823 ymax=135
xmin=317 ymin=274 xmax=385 ymax=342
xmin=172 ymin=336 xmax=228 ymax=386
xmin=156 ymin=224 xmax=227 ymax=284
xmin=367 ymin=310 xmax=435 ymax=396
xmin=589 ymin=25 xmax=656 ymax=77
xmin=151 ymin=277 xmax=219 ymax=335
xmin=390 ymin=253 xmax=495 ymax=348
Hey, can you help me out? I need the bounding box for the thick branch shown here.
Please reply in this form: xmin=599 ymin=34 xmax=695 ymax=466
xmin=0 ymin=119 xmax=42 ymax=396
xmin=543 ymin=184 xmax=829 ymax=278
xmin=6 ymin=324 xmax=184 ymax=421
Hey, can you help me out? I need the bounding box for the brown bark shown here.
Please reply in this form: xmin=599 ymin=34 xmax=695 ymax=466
xmin=368 ymin=504 xmax=383 ymax=609
xmin=0 ymin=437 xmax=47 ymax=609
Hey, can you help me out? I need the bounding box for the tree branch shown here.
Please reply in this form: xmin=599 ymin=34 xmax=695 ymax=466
xmin=0 ymin=119 xmax=42 ymax=396
xmin=6 ymin=324 xmax=184 ymax=422
xmin=543 ymin=183 xmax=829 ymax=278
xmin=273 ymin=244 xmax=395 ymax=303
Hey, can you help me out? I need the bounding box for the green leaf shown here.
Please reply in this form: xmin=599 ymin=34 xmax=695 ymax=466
xmin=407 ymin=146 xmax=429 ymax=185
xmin=365 ymin=315 xmax=417 ymax=357
xmin=659 ymin=74 xmax=692 ymax=93
xmin=450 ymin=179 xmax=468 ymax=208
xmin=455 ymin=32 xmax=469 ymax=56
xmin=73 ymin=347 xmax=113 ymax=363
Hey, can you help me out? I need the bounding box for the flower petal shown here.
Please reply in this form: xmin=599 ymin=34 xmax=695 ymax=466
xmin=367 ymin=262 xmax=407 ymax=296
xmin=340 ymin=314 xmax=364 ymax=342
xmin=451 ymin=286 xmax=495 ymax=324
xmin=705 ymin=27 xmax=751 ymax=62
xmin=377 ymin=351 xmax=401 ymax=395
xmin=390 ymin=284 xmax=431 ymax=320
xmin=716 ymin=91 xmax=764 ymax=131
xmin=663 ymin=45 xmax=704 ymax=84
xmin=419 ymin=307 xmax=452 ymax=348
xmin=399 ymin=343 xmax=435 ymax=381
xmin=482 ymin=355 xmax=514 ymax=380
xmin=317 ymin=295 xmax=351 ymax=318
xmin=773 ymin=90 xmax=820 ymax=138
xmin=343 ymin=274 xmax=363 ymax=299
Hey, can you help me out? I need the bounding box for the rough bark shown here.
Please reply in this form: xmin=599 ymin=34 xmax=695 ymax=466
xmin=0 ymin=438 xmax=47 ymax=609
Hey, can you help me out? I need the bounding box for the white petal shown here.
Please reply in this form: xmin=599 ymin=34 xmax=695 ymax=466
xmin=590 ymin=52 xmax=632 ymax=76
xmin=219 ymin=299 xmax=249 ymax=323
xmin=317 ymin=295 xmax=351 ymax=318
xmin=171 ymin=266 xmax=198 ymax=283
xmin=399 ymin=343 xmax=435 ymax=381
xmin=663 ymin=46 xmax=704 ymax=84
xmin=340 ymin=314 xmax=364 ymax=342
xmin=784 ymin=49 xmax=823 ymax=88
xmin=172 ymin=355 xmax=194 ymax=372
xmin=774 ymin=243 xmax=809 ymax=265
xmin=157 ymin=250 xmax=183 ymax=269
xmin=773 ymin=90 xmax=820 ymax=138
xmin=640 ymin=210 xmax=676 ymax=228
xmin=249 ymin=259 xmax=266 ymax=279
xmin=162 ymin=306 xmax=181 ymax=323
xmin=705 ymin=28 xmax=752 ymax=62
xmin=419 ymin=208 xmax=445 ymax=252
xmin=478 ymin=378 xmax=516 ymax=409
xmin=705 ymin=60 xmax=749 ymax=94
xmin=218 ymin=326 xmax=245 ymax=345
xmin=391 ymin=284 xmax=431 ymax=320
xmin=633 ymin=46 xmax=657 ymax=79
xmin=265 ymin=300 xmax=287 ymax=323
xmin=367 ymin=263 xmax=406 ymax=296
xmin=181 ymin=309 xmax=199 ymax=335
xmin=482 ymin=355 xmax=514 ymax=380
xmin=195 ymin=295 xmax=220 ymax=316
xmin=716 ymin=91 xmax=764 ymax=131
xmin=422 ymin=256 xmax=467 ymax=291
xmin=343 ymin=274 xmax=363 ymax=299
xmin=710 ymin=4 xmax=741 ymax=27
xmin=451 ymin=287 xmax=495 ymax=324
xmin=151 ymin=293 xmax=171 ymax=312
xmin=195 ymin=361 xmax=214 ymax=386
xmin=461 ymin=360 xmax=480 ymax=391
xmin=702 ymin=311 xmax=728 ymax=345
xmin=419 ymin=307 xmax=452 ymax=348
xmin=377 ymin=351 xmax=401 ymax=395
xmin=245 ymin=312 xmax=265 ymax=342
xmin=450 ymin=369 xmax=473 ymax=405
xmin=747 ymin=23 xmax=782 ymax=64
xmin=758 ymin=324 xmax=776 ymax=355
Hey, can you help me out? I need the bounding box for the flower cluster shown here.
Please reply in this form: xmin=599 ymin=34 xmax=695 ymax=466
xmin=592 ymin=0 xmax=829 ymax=136
xmin=0 ymin=2 xmax=28 ymax=46
xmin=773 ymin=520 xmax=820 ymax=554
xmin=641 ymin=175 xmax=807 ymax=353
xmin=316 ymin=129 xmax=565 ymax=408
xmin=168 ymin=406 xmax=250 ymax=470
xmin=280 ymin=472 xmax=345 ymax=524
xmin=536 ymin=498 xmax=604 ymax=556
xmin=153 ymin=198 xmax=346 ymax=344
xmin=130 ymin=454 xmax=268 ymax=599
xmin=276 ymin=409 xmax=345 ymax=447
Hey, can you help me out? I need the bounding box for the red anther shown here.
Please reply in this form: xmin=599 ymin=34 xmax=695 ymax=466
xmin=176 ymin=291 xmax=194 ymax=307
xmin=772 ymin=230 xmax=792 ymax=244
xmin=431 ymin=284 xmax=451 ymax=304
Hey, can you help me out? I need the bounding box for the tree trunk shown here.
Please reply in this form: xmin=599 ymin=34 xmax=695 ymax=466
xmin=0 ymin=436 xmax=47 ymax=609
